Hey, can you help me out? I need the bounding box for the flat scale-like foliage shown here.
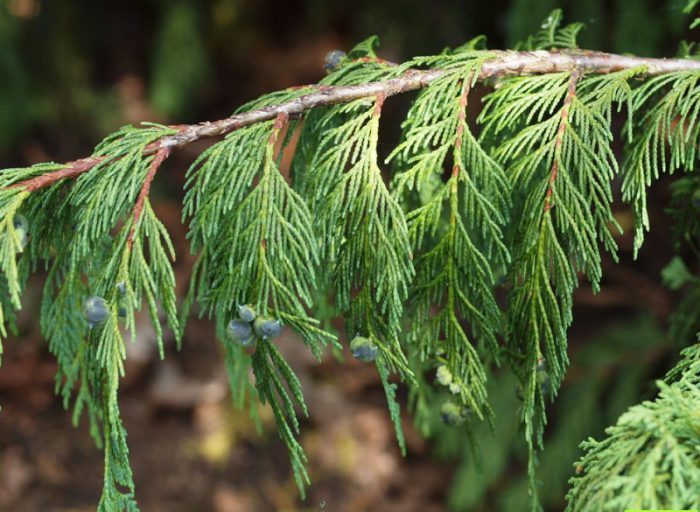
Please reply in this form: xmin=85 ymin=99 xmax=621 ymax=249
xmin=1 ymin=8 xmax=699 ymax=511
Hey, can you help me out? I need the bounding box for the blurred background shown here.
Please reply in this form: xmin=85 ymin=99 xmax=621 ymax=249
xmin=0 ymin=0 xmax=698 ymax=511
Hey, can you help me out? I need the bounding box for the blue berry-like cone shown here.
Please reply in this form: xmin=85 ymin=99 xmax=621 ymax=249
xmin=228 ymin=319 xmax=255 ymax=346
xmin=350 ymin=336 xmax=378 ymax=362
xmin=83 ymin=296 xmax=109 ymax=326
xmin=12 ymin=214 xmax=28 ymax=232
xmin=262 ymin=319 xmax=281 ymax=338
xmin=10 ymin=214 xmax=29 ymax=251
xmin=254 ymin=317 xmax=282 ymax=339
xmin=117 ymin=282 xmax=127 ymax=295
xmin=324 ymin=50 xmax=346 ymax=71
xmin=535 ymin=359 xmax=551 ymax=396
xmin=238 ymin=304 xmax=257 ymax=323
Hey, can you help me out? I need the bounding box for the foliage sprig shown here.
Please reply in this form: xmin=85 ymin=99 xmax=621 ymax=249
xmin=1 ymin=11 xmax=700 ymax=510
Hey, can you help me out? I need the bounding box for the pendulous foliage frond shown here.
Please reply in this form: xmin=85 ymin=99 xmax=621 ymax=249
xmin=183 ymin=109 xmax=338 ymax=493
xmin=568 ymin=71 xmax=700 ymax=508
xmin=479 ymin=66 xmax=642 ymax=504
xmin=1 ymin=14 xmax=700 ymax=511
xmin=53 ymin=127 xmax=183 ymax=511
xmin=389 ymin=56 xmax=509 ymax=426
xmin=298 ymin=94 xmax=415 ymax=447
xmin=622 ymin=71 xmax=700 ymax=255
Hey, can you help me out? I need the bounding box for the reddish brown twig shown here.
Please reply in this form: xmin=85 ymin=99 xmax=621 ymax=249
xmin=373 ymin=92 xmax=386 ymax=117
xmin=544 ymin=67 xmax=581 ymax=213
xmin=268 ymin=112 xmax=289 ymax=145
xmin=127 ymin=146 xmax=171 ymax=248
xmin=6 ymin=50 xmax=700 ymax=194
xmin=9 ymin=157 xmax=105 ymax=192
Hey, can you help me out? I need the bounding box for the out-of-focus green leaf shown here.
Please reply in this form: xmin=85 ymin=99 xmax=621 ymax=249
xmin=150 ymin=1 xmax=211 ymax=119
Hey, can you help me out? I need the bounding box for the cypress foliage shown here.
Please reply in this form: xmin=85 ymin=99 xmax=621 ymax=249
xmin=566 ymin=339 xmax=700 ymax=511
xmin=0 ymin=7 xmax=699 ymax=510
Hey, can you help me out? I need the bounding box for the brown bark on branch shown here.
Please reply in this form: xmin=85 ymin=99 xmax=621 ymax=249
xmin=544 ymin=66 xmax=582 ymax=213
xmin=10 ymin=157 xmax=105 ymax=192
xmin=127 ymin=146 xmax=171 ymax=248
xmin=7 ymin=50 xmax=700 ymax=193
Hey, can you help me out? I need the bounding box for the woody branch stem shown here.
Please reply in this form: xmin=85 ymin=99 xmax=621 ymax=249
xmin=9 ymin=49 xmax=700 ymax=192
xmin=127 ymin=146 xmax=171 ymax=247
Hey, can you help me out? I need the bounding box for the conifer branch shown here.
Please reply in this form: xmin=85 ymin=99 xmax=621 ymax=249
xmin=2 ymin=19 xmax=700 ymax=510
xmin=5 ymin=50 xmax=700 ymax=196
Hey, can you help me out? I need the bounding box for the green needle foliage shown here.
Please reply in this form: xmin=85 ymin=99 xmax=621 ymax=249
xmin=390 ymin=44 xmax=509 ymax=429
xmin=481 ymin=60 xmax=645 ymax=505
xmin=0 ymin=8 xmax=699 ymax=511
xmin=566 ymin=340 xmax=700 ymax=511
xmin=622 ymin=71 xmax=700 ymax=255
xmin=568 ymin=120 xmax=700 ymax=510
xmin=183 ymin=106 xmax=338 ymax=494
